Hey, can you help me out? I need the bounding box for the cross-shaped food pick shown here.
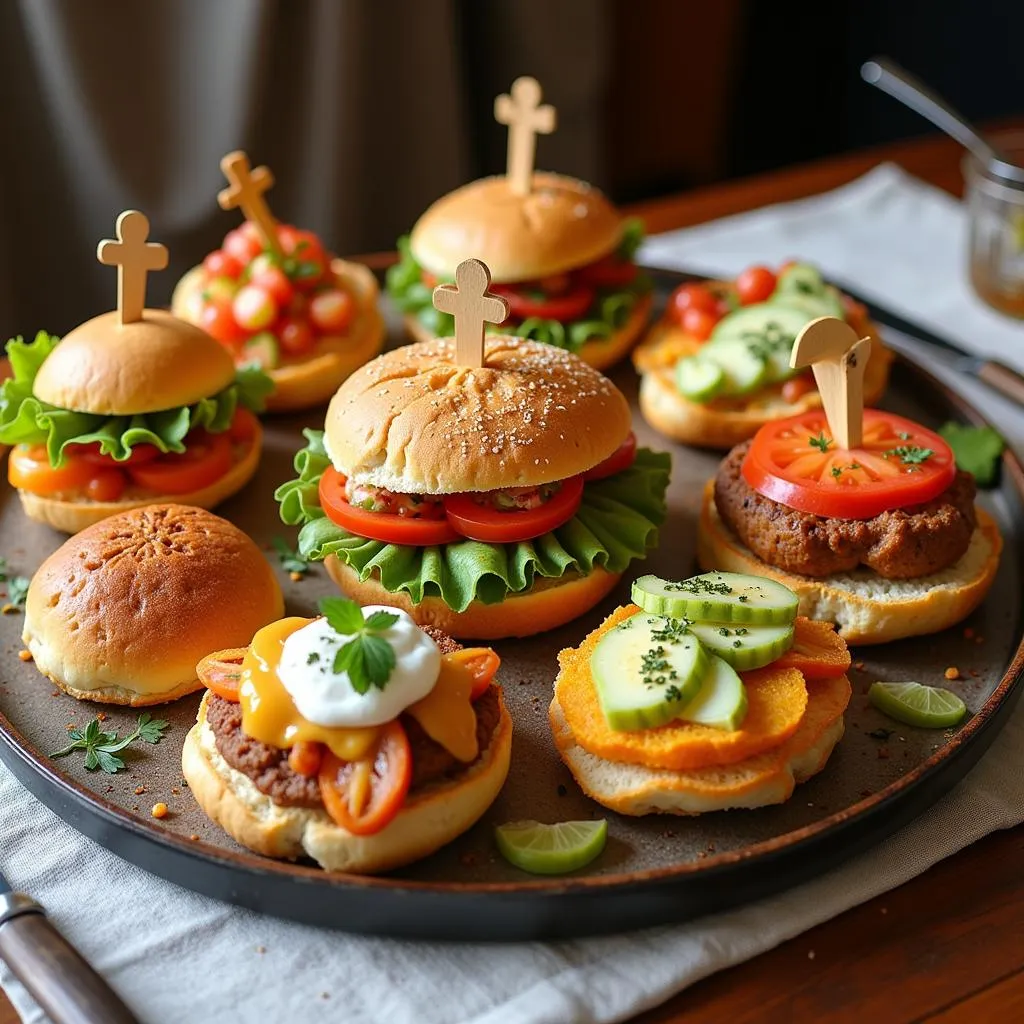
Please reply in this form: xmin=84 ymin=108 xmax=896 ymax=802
xmin=217 ymin=150 xmax=279 ymax=253
xmin=494 ymin=76 xmax=556 ymax=197
xmin=790 ymin=316 xmax=873 ymax=450
xmin=432 ymin=259 xmax=510 ymax=368
xmin=96 ymin=211 xmax=169 ymax=325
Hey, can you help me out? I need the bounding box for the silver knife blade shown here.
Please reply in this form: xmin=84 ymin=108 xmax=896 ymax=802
xmin=871 ymin=320 xmax=984 ymax=374
xmin=0 ymin=868 xmax=10 ymax=895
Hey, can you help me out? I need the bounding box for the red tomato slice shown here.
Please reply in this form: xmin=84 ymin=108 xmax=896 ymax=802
xmin=743 ymin=409 xmax=957 ymax=520
xmin=442 ymin=476 xmax=584 ymax=543
xmin=9 ymin=445 xmax=96 ymax=495
xmin=444 ymin=648 xmax=501 ymax=700
xmin=67 ymin=442 xmax=160 ymax=468
xmin=319 ymin=467 xmax=462 ymax=545
xmin=491 ymin=284 xmax=595 ymax=322
xmin=574 ymin=256 xmax=639 ymax=289
xmin=317 ymin=720 xmax=411 ymax=836
xmin=584 ymin=432 xmax=637 ymax=481
xmin=228 ymin=407 xmax=260 ymax=444
xmin=127 ymin=432 xmax=233 ymax=495
xmin=196 ymin=648 xmax=246 ymax=702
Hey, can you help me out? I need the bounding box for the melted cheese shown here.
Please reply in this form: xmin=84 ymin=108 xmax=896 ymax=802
xmin=406 ymin=658 xmax=479 ymax=763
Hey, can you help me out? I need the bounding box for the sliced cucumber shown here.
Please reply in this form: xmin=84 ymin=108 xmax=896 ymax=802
xmin=710 ymin=304 xmax=810 ymax=384
xmin=241 ymin=332 xmax=281 ymax=370
xmin=677 ymin=655 xmax=748 ymax=731
xmin=774 ymin=262 xmax=826 ymax=298
xmin=631 ymin=572 xmax=799 ymax=625
xmin=699 ymin=337 xmax=769 ymax=395
xmin=769 ymin=288 xmax=844 ymax=321
xmin=687 ymin=620 xmax=794 ymax=671
xmin=675 ymin=355 xmax=725 ymax=401
xmin=590 ymin=613 xmax=709 ymax=731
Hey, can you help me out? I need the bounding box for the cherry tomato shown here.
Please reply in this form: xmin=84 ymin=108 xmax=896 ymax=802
xmin=317 ymin=720 xmax=411 ymax=835
xmin=200 ymin=300 xmax=247 ymax=348
xmin=68 ymin=442 xmax=160 ymax=468
xmin=681 ymin=306 xmax=718 ymax=341
xmin=228 ymin=408 xmax=259 ymax=444
xmin=288 ymin=741 xmax=323 ymax=778
xmin=735 ymin=265 xmax=778 ymax=305
xmin=279 ymin=226 xmax=328 ymax=286
xmin=781 ymin=374 xmax=815 ymax=404
xmin=127 ymin=432 xmax=233 ymax=495
xmin=278 ymin=316 xmax=317 ymax=356
xmin=669 ymin=283 xmax=718 ymax=325
xmin=743 ymin=409 xmax=957 ymax=520
xmin=9 ymin=445 xmax=94 ymax=495
xmin=223 ymin=227 xmax=262 ymax=265
xmin=233 ymin=285 xmax=278 ymax=331
xmin=196 ymin=648 xmax=246 ymax=702
xmin=444 ymin=648 xmax=502 ymax=700
xmin=203 ymin=249 xmax=243 ymax=279
xmin=583 ymin=432 xmax=637 ymax=481
xmin=85 ymin=470 xmax=126 ymax=502
xmin=443 ymin=477 xmax=584 ymax=543
xmin=574 ymin=255 xmax=639 ymax=289
xmin=287 ymin=292 xmax=309 ymax=318
xmin=491 ymin=284 xmax=594 ymax=322
xmin=251 ymin=264 xmax=294 ymax=307
xmin=309 ymin=288 xmax=355 ymax=334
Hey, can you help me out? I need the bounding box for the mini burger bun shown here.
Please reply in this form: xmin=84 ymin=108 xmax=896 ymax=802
xmin=24 ymin=504 xmax=284 ymax=705
xmin=182 ymin=690 xmax=513 ymax=873
xmin=409 ymin=173 xmax=624 ymax=283
xmin=171 ymin=258 xmax=385 ymax=412
xmin=697 ymin=482 xmax=1002 ymax=645
xmin=14 ymin=418 xmax=262 ymax=534
xmin=325 ymin=555 xmax=620 ymax=640
xmin=402 ymin=291 xmax=653 ymax=373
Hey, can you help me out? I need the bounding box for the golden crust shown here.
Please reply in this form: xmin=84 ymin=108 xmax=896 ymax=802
xmin=23 ymin=504 xmax=284 ymax=704
xmin=324 ymin=556 xmax=620 ymax=640
xmin=323 ymin=337 xmax=632 ymax=493
xmin=182 ymin=691 xmax=513 ymax=873
xmin=409 ymin=173 xmax=623 ymax=282
xmin=697 ymin=481 xmax=1002 ymax=644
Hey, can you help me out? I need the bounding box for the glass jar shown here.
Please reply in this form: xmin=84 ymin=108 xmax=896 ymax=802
xmin=964 ymin=133 xmax=1024 ymax=318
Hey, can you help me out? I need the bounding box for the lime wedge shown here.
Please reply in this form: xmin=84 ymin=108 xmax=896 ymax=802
xmin=868 ymin=681 xmax=967 ymax=728
xmin=495 ymin=819 xmax=607 ymax=875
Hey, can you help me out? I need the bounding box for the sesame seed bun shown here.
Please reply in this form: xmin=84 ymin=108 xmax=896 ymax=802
xmin=23 ymin=505 xmax=284 ymax=705
xmin=324 ymin=337 xmax=632 ymax=494
xmin=409 ymin=173 xmax=624 ymax=283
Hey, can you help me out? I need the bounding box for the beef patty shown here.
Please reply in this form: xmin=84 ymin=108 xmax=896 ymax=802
xmin=204 ymin=627 xmax=502 ymax=808
xmin=714 ymin=441 xmax=977 ymax=579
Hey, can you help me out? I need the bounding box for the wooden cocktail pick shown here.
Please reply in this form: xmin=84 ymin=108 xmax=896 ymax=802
xmin=96 ymin=211 xmax=169 ymax=326
xmin=217 ymin=150 xmax=279 ymax=253
xmin=790 ymin=315 xmax=872 ymax=450
xmin=432 ymin=258 xmax=510 ymax=368
xmin=494 ymin=76 xmax=556 ymax=197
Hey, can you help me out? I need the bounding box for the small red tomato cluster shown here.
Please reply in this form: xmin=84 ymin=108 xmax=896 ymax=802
xmin=197 ymin=222 xmax=355 ymax=360
xmin=667 ymin=263 xmax=785 ymax=341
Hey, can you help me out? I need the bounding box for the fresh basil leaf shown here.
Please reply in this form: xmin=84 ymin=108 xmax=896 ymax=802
xmin=360 ymin=633 xmax=396 ymax=688
xmin=364 ymin=610 xmax=399 ymax=632
xmin=320 ymin=596 xmax=365 ymax=635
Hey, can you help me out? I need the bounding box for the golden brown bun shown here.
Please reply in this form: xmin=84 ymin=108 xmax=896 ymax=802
xmin=182 ymin=690 xmax=512 ymax=873
xmin=34 ymin=310 xmax=236 ymax=415
xmin=171 ymin=259 xmax=385 ymax=412
xmin=634 ymin=316 xmax=892 ymax=450
xmin=23 ymin=505 xmax=284 ymax=704
xmin=325 ymin=555 xmax=620 ymax=639
xmin=325 ymin=336 xmax=631 ymax=493
xmin=403 ymin=292 xmax=653 ymax=373
xmin=409 ymin=173 xmax=623 ymax=282
xmin=14 ymin=421 xmax=263 ymax=535
xmin=697 ymin=481 xmax=1002 ymax=645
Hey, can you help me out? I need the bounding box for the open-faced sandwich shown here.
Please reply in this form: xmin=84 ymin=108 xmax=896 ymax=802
xmin=183 ymin=597 xmax=512 ymax=873
xmin=634 ymin=262 xmax=893 ymax=448
xmin=0 ymin=211 xmax=271 ymax=533
xmin=386 ymin=77 xmax=651 ymax=370
xmin=171 ymin=151 xmax=384 ymax=411
xmin=550 ymin=571 xmax=852 ymax=815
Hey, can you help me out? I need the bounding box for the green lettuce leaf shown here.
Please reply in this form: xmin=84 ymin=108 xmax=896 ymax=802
xmin=0 ymin=332 xmax=274 ymax=465
xmin=275 ymin=432 xmax=671 ymax=612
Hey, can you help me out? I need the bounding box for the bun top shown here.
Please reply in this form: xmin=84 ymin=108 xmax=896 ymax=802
xmin=324 ymin=337 xmax=632 ymax=494
xmin=24 ymin=505 xmax=284 ymax=697
xmin=409 ymin=173 xmax=623 ymax=283
xmin=34 ymin=310 xmax=236 ymax=415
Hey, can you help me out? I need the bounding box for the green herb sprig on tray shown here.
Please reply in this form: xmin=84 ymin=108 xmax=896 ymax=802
xmin=50 ymin=713 xmax=169 ymax=774
xmin=0 ymin=556 xmax=30 ymax=612
xmin=319 ymin=597 xmax=399 ymax=694
xmin=272 ymin=536 xmax=310 ymax=576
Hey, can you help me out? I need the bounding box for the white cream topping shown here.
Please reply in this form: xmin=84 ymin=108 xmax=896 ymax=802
xmin=276 ymin=607 xmax=441 ymax=728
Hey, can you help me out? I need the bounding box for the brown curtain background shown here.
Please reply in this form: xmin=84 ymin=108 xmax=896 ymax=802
xmin=0 ymin=0 xmax=609 ymax=337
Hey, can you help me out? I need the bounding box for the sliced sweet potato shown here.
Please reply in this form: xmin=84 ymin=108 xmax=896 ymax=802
xmin=774 ymin=617 xmax=851 ymax=680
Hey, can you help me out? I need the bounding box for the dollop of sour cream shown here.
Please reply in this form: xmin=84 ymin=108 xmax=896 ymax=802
xmin=277 ymin=607 xmax=441 ymax=728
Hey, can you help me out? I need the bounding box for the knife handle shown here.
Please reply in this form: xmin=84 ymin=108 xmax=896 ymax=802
xmin=977 ymin=359 xmax=1024 ymax=407
xmin=0 ymin=899 xmax=138 ymax=1024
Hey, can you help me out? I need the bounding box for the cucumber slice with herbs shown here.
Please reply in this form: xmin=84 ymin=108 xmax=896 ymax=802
xmin=241 ymin=332 xmax=280 ymax=370
xmin=590 ymin=613 xmax=709 ymax=731
xmin=687 ymin=620 xmax=794 ymax=671
xmin=709 ymin=304 xmax=810 ymax=384
xmin=675 ymin=355 xmax=725 ymax=401
xmin=774 ymin=262 xmax=826 ymax=298
xmin=631 ymin=572 xmax=799 ymax=625
xmin=769 ymin=288 xmax=845 ymax=321
xmin=699 ymin=337 xmax=769 ymax=395
xmin=677 ymin=654 xmax=748 ymax=731
xmin=868 ymin=681 xmax=968 ymax=728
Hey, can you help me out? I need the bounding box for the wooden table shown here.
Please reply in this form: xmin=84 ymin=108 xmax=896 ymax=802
xmin=3 ymin=126 xmax=1022 ymax=1024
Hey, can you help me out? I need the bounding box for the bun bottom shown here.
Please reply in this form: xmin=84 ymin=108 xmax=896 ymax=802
xmin=15 ymin=424 xmax=262 ymax=535
xmin=324 ymin=555 xmax=620 ymax=639
xmin=697 ymin=482 xmax=1002 ymax=645
xmin=402 ymin=291 xmax=652 ymax=372
xmin=182 ymin=691 xmax=513 ymax=873
xmin=36 ymin=674 xmax=203 ymax=708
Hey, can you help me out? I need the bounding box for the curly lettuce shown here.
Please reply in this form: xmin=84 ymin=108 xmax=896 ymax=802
xmin=275 ymin=430 xmax=671 ymax=612
xmin=0 ymin=331 xmax=274 ymax=465
xmin=385 ymin=219 xmax=650 ymax=354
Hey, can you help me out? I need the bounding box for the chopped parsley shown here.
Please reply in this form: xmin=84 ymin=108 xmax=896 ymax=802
xmin=885 ymin=445 xmax=934 ymax=465
xmin=50 ymin=713 xmax=169 ymax=774
xmin=673 ymin=578 xmax=732 ymax=596
xmin=272 ymin=536 xmax=310 ymax=576
xmin=809 ymin=432 xmax=832 ymax=453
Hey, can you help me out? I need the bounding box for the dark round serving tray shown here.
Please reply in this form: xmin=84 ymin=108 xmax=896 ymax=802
xmin=0 ymin=270 xmax=1021 ymax=941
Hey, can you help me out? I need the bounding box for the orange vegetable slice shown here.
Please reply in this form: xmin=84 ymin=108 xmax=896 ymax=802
xmin=773 ymin=617 xmax=851 ymax=680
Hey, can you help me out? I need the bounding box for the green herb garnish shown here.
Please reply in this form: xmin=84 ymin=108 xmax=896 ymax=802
xmin=938 ymin=423 xmax=1006 ymax=487
xmin=50 ymin=713 xmax=169 ymax=773
xmin=272 ymin=536 xmax=309 ymax=576
xmin=809 ymin=432 xmax=832 ymax=453
xmin=0 ymin=558 xmax=29 ymax=610
xmin=885 ymin=445 xmax=934 ymax=465
xmin=320 ymin=597 xmax=399 ymax=694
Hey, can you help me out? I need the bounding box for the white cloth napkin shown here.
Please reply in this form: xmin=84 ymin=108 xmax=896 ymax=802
xmin=4 ymin=164 xmax=1024 ymax=1024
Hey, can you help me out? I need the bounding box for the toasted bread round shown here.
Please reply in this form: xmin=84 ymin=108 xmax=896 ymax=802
xmin=183 ymin=690 xmax=512 ymax=873
xmin=697 ymin=481 xmax=1002 ymax=644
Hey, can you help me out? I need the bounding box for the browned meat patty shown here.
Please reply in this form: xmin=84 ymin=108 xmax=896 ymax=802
xmin=714 ymin=441 xmax=977 ymax=579
xmin=205 ymin=626 xmax=502 ymax=807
